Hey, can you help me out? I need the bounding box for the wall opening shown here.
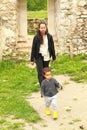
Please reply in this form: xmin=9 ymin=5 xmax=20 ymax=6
xmin=27 ymin=0 xmax=48 ymax=35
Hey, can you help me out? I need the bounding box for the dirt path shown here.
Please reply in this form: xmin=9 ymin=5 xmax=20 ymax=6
xmin=25 ymin=75 xmax=87 ymax=130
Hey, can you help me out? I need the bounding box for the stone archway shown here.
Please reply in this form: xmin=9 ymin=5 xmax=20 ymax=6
xmin=17 ymin=0 xmax=57 ymax=38
xmin=15 ymin=0 xmax=58 ymax=54
xmin=16 ymin=0 xmax=58 ymax=54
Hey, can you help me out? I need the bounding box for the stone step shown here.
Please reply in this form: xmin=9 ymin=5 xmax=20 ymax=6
xmin=16 ymin=35 xmax=58 ymax=54
xmin=16 ymin=47 xmax=31 ymax=53
xmin=16 ymin=42 xmax=32 ymax=48
xmin=16 ymin=43 xmax=31 ymax=53
xmin=16 ymin=36 xmax=34 ymax=54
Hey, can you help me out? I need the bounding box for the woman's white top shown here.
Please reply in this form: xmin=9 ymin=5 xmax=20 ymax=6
xmin=39 ymin=35 xmax=50 ymax=61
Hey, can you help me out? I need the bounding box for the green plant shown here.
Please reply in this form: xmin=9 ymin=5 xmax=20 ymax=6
xmin=73 ymin=97 xmax=78 ymax=101
xmin=73 ymin=118 xmax=81 ymax=123
xmin=27 ymin=0 xmax=47 ymax=11
xmin=66 ymin=108 xmax=71 ymax=112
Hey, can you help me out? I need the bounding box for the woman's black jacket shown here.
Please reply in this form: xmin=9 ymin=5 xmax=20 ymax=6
xmin=30 ymin=33 xmax=56 ymax=62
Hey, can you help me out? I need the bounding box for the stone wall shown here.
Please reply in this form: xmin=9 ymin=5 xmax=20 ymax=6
xmin=55 ymin=0 xmax=87 ymax=55
xmin=0 ymin=0 xmax=87 ymax=59
xmin=27 ymin=18 xmax=47 ymax=34
xmin=0 ymin=17 xmax=3 ymax=60
xmin=0 ymin=0 xmax=18 ymax=56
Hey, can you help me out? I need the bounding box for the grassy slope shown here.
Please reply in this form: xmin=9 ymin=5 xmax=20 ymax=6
xmin=0 ymin=61 xmax=41 ymax=123
xmin=51 ymin=54 xmax=87 ymax=83
xmin=27 ymin=10 xmax=47 ymax=19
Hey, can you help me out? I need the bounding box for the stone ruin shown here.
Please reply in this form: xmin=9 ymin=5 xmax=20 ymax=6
xmin=0 ymin=0 xmax=87 ymax=60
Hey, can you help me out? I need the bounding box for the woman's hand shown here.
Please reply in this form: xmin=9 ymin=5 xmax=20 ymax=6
xmin=59 ymin=86 xmax=63 ymax=90
xmin=41 ymin=95 xmax=43 ymax=98
xmin=31 ymin=62 xmax=35 ymax=65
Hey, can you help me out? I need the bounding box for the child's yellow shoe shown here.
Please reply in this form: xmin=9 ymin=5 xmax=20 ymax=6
xmin=45 ymin=107 xmax=51 ymax=115
xmin=52 ymin=111 xmax=58 ymax=119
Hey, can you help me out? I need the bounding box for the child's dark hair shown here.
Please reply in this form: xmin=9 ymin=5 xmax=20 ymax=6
xmin=42 ymin=67 xmax=51 ymax=75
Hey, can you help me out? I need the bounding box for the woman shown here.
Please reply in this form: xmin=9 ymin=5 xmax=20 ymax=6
xmin=30 ymin=21 xmax=56 ymax=86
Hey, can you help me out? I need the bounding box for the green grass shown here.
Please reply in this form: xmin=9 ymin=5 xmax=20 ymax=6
xmin=68 ymin=118 xmax=81 ymax=125
xmin=50 ymin=54 xmax=87 ymax=83
xmin=27 ymin=10 xmax=47 ymax=18
xmin=0 ymin=54 xmax=87 ymax=129
xmin=0 ymin=118 xmax=24 ymax=130
xmin=0 ymin=60 xmax=41 ymax=123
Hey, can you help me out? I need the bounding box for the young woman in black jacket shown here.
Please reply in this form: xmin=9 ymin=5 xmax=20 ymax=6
xmin=30 ymin=21 xmax=56 ymax=86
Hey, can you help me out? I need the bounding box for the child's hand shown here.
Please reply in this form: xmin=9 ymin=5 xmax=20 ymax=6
xmin=61 ymin=86 xmax=63 ymax=90
xmin=58 ymin=86 xmax=63 ymax=90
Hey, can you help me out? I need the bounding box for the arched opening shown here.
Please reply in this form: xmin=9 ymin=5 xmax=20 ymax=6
xmin=27 ymin=0 xmax=56 ymax=37
xmin=16 ymin=0 xmax=57 ymax=54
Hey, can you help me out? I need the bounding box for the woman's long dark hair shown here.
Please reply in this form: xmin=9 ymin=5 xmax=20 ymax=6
xmin=37 ymin=21 xmax=48 ymax=44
